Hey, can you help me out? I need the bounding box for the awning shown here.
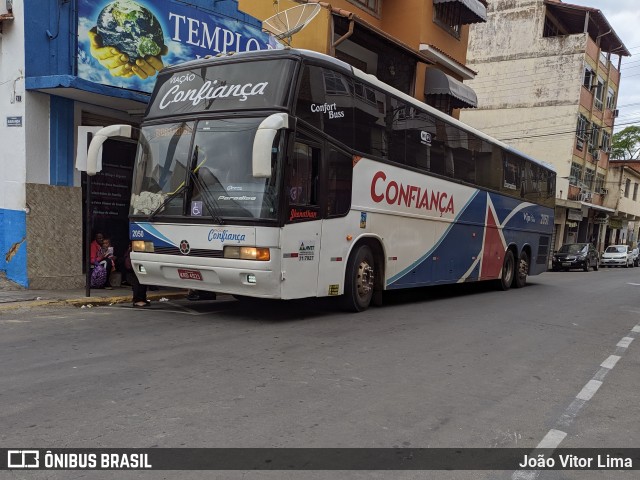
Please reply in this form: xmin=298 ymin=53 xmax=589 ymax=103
xmin=26 ymin=75 xmax=149 ymax=112
xmin=424 ymin=68 xmax=478 ymax=108
xmin=433 ymin=0 xmax=487 ymax=25
xmin=580 ymin=201 xmax=615 ymax=213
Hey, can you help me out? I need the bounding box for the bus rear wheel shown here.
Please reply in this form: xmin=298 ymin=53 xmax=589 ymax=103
xmin=343 ymin=245 xmax=375 ymax=312
xmin=514 ymin=251 xmax=529 ymax=288
xmin=499 ymin=250 xmax=515 ymax=291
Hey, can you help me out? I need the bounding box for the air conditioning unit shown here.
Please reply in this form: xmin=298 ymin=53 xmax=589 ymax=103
xmin=580 ymin=192 xmax=592 ymax=202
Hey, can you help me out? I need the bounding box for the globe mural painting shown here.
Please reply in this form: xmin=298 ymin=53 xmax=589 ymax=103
xmin=97 ymin=0 xmax=165 ymax=61
xmin=78 ymin=0 xmax=278 ymax=92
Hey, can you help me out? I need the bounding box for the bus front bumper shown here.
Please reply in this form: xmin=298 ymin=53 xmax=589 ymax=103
xmin=131 ymin=256 xmax=282 ymax=298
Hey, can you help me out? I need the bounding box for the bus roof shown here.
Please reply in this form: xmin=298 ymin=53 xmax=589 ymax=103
xmin=160 ymin=48 xmax=555 ymax=173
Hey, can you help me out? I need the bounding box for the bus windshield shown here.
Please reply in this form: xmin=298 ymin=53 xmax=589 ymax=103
xmin=130 ymin=117 xmax=282 ymax=221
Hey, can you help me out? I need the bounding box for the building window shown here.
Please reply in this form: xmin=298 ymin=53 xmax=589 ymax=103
xmin=434 ymin=2 xmax=462 ymax=38
xmin=348 ymin=0 xmax=380 ymax=15
xmin=583 ymin=64 xmax=595 ymax=89
xmin=584 ymin=168 xmax=595 ymax=191
xmin=634 ymin=183 xmax=639 ymax=201
xmin=576 ymin=114 xmax=589 ymax=150
xmin=624 ymin=178 xmax=631 ymax=198
xmin=606 ymin=87 xmax=616 ymax=110
xmin=594 ymin=77 xmax=604 ymax=110
xmin=601 ymin=130 xmax=611 ymax=154
xmin=600 ymin=51 xmax=609 ymax=66
xmin=569 ymin=162 xmax=582 ymax=185
xmin=588 ymin=124 xmax=600 ymax=158
xmin=595 ymin=173 xmax=605 ymax=193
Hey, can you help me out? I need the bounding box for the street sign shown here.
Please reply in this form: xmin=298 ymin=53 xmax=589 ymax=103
xmin=6 ymin=116 xmax=22 ymax=127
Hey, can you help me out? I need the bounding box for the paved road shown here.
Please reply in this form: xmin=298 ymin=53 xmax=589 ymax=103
xmin=1 ymin=267 xmax=639 ymax=479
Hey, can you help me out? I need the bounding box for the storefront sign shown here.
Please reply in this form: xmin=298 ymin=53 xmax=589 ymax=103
xmin=77 ymin=0 xmax=279 ymax=93
xmin=567 ymin=209 xmax=583 ymax=221
xmin=609 ymin=218 xmax=623 ymax=229
xmin=594 ymin=215 xmax=609 ymax=225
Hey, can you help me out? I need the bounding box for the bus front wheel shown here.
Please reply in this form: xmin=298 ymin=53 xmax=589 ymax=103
xmin=499 ymin=250 xmax=515 ymax=291
xmin=343 ymin=245 xmax=375 ymax=312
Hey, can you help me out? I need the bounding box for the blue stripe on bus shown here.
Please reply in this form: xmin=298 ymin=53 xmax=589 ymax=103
xmin=386 ymin=190 xmax=482 ymax=287
xmin=130 ymin=222 xmax=176 ymax=248
xmin=386 ymin=192 xmax=553 ymax=289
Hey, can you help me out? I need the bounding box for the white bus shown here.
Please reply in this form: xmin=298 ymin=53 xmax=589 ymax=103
xmin=96 ymin=49 xmax=555 ymax=311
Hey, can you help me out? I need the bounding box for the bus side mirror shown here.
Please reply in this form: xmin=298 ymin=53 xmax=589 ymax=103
xmin=252 ymin=113 xmax=289 ymax=178
xmin=86 ymin=124 xmax=132 ymax=176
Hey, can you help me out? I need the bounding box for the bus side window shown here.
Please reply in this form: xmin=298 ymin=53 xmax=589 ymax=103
xmin=327 ymin=148 xmax=353 ymax=217
xmin=289 ymin=140 xmax=319 ymax=206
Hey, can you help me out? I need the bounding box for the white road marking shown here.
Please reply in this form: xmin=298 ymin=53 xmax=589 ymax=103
xmin=511 ymin=320 xmax=640 ymax=478
xmin=536 ymin=429 xmax=567 ymax=449
xmin=617 ymin=337 xmax=634 ymax=348
xmin=512 ymin=470 xmax=538 ymax=480
xmin=576 ymin=379 xmax=602 ymax=401
xmin=600 ymin=355 xmax=621 ymax=370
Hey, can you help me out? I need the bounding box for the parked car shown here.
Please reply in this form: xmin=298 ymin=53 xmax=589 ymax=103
xmin=601 ymin=245 xmax=634 ymax=268
xmin=552 ymin=243 xmax=599 ymax=272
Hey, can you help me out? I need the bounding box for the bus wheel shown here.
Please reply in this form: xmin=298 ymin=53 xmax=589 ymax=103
xmin=343 ymin=245 xmax=375 ymax=312
xmin=514 ymin=251 xmax=529 ymax=288
xmin=499 ymin=250 xmax=515 ymax=291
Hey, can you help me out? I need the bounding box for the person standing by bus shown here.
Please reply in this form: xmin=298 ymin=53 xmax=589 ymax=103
xmin=124 ymin=243 xmax=149 ymax=307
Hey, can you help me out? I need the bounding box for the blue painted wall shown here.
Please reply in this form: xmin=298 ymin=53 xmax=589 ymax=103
xmin=50 ymin=96 xmax=75 ymax=186
xmin=0 ymin=208 xmax=28 ymax=287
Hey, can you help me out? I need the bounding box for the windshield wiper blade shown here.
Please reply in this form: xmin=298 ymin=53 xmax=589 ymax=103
xmin=147 ymin=183 xmax=187 ymax=221
xmin=189 ymin=170 xmax=224 ymax=225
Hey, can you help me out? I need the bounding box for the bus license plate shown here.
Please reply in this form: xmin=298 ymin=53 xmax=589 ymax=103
xmin=178 ymin=269 xmax=203 ymax=281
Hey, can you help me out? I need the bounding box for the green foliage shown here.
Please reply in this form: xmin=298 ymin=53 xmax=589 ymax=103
xmin=611 ymin=126 xmax=640 ymax=160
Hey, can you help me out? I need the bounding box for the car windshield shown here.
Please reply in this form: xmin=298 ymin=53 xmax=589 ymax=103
xmin=605 ymin=246 xmax=627 ymax=253
xmin=558 ymin=244 xmax=587 ymax=254
xmin=129 ymin=118 xmax=283 ymax=221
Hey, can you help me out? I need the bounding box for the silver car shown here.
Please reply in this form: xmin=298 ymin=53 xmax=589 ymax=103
xmin=601 ymin=245 xmax=634 ymax=268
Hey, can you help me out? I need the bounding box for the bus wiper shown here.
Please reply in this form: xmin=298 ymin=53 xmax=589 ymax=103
xmin=147 ymin=183 xmax=186 ymax=221
xmin=189 ymin=170 xmax=225 ymax=225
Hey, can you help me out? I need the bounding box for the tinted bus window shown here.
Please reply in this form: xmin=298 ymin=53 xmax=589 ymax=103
xmin=387 ymin=97 xmax=407 ymax=166
xmin=326 ymin=148 xmax=352 ymax=217
xmin=354 ymin=82 xmax=388 ymax=159
xmin=295 ymin=66 xmax=353 ymax=147
xmin=147 ymin=59 xmax=295 ymax=119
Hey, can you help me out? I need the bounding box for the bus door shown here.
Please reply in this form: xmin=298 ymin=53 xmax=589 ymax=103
xmin=281 ymin=133 xmax=322 ymax=299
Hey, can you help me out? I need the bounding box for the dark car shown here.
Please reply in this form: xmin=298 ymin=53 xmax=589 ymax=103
xmin=552 ymin=243 xmax=599 ymax=272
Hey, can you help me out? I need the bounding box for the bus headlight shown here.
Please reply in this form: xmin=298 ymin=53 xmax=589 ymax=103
xmin=132 ymin=241 xmax=154 ymax=252
xmin=224 ymin=246 xmax=270 ymax=261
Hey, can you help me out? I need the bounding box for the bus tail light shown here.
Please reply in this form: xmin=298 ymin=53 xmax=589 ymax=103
xmin=224 ymin=246 xmax=270 ymax=261
xmin=132 ymin=241 xmax=154 ymax=252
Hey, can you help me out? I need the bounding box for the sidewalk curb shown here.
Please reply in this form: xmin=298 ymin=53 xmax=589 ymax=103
xmin=0 ymin=291 xmax=188 ymax=312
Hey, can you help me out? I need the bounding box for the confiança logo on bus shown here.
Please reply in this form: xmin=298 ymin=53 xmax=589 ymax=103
xmin=159 ymin=79 xmax=270 ymax=109
xmin=370 ymin=171 xmax=455 ymax=214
